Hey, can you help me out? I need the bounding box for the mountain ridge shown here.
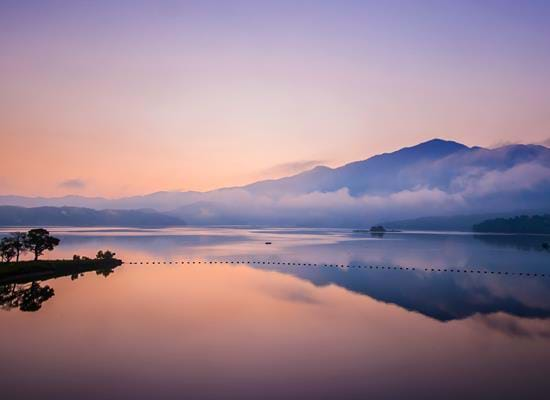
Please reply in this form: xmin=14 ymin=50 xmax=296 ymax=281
xmin=0 ymin=206 xmax=186 ymax=227
xmin=2 ymin=138 xmax=550 ymax=227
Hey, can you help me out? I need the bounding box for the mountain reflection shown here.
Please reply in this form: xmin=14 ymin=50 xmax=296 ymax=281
xmin=474 ymin=234 xmax=550 ymax=252
xmin=250 ymin=263 xmax=550 ymax=323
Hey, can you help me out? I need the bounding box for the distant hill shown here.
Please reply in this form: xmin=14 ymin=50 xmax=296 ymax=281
xmin=473 ymin=215 xmax=550 ymax=234
xmin=0 ymin=206 xmax=186 ymax=227
xmin=383 ymin=210 xmax=550 ymax=232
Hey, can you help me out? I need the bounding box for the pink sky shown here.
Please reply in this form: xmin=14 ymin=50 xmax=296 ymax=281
xmin=1 ymin=1 xmax=549 ymax=197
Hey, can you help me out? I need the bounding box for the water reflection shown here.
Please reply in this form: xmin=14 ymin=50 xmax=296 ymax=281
xmin=474 ymin=233 xmax=550 ymax=252
xmin=1 ymin=228 xmax=550 ymax=399
xmin=0 ymin=281 xmax=54 ymax=312
xmin=247 ymin=262 xmax=550 ymax=322
xmin=2 ymin=227 xmax=549 ymax=322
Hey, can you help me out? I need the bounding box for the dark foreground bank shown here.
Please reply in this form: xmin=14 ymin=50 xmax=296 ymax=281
xmin=0 ymin=258 xmax=123 ymax=285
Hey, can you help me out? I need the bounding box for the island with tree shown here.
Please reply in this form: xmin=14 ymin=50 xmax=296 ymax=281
xmin=353 ymin=225 xmax=401 ymax=235
xmin=1 ymin=228 xmax=122 ymax=285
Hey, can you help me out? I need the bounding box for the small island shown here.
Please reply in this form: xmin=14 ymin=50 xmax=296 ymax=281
xmin=353 ymin=225 xmax=401 ymax=234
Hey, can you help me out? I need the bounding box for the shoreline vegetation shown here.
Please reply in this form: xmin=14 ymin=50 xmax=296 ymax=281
xmin=1 ymin=227 xmax=122 ymax=287
xmin=353 ymin=226 xmax=401 ymax=234
xmin=0 ymin=257 xmax=123 ymax=285
xmin=473 ymin=215 xmax=550 ymax=235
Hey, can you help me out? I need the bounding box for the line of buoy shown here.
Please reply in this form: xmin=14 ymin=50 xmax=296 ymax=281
xmin=121 ymin=260 xmax=548 ymax=278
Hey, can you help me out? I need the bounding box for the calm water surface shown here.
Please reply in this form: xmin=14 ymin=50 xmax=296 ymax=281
xmin=1 ymin=227 xmax=550 ymax=399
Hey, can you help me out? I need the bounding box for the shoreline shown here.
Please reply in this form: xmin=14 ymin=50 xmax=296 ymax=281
xmin=0 ymin=258 xmax=123 ymax=285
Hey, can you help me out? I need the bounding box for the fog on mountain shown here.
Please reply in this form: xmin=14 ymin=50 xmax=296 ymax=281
xmin=1 ymin=139 xmax=550 ymax=227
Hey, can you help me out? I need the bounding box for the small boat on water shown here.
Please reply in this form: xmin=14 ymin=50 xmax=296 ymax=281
xmin=265 ymin=242 xmax=272 ymax=245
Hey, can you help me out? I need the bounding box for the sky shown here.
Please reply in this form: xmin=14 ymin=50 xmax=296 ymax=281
xmin=1 ymin=0 xmax=549 ymax=198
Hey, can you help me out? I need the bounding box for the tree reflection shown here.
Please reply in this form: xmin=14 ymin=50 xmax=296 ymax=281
xmin=96 ymin=266 xmax=115 ymax=277
xmin=370 ymin=231 xmax=385 ymax=238
xmin=0 ymin=257 xmax=121 ymax=313
xmin=0 ymin=282 xmax=55 ymax=312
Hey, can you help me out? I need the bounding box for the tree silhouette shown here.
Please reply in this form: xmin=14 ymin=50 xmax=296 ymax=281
xmin=0 ymin=283 xmax=20 ymax=309
xmin=0 ymin=237 xmax=16 ymax=262
xmin=9 ymin=232 xmax=27 ymax=262
xmin=25 ymin=229 xmax=60 ymax=261
xmin=96 ymin=250 xmax=116 ymax=260
xmin=0 ymin=282 xmax=55 ymax=312
xmin=96 ymin=267 xmax=116 ymax=277
xmin=19 ymin=282 xmax=55 ymax=311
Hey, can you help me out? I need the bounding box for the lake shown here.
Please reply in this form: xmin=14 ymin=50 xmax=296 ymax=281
xmin=1 ymin=227 xmax=550 ymax=399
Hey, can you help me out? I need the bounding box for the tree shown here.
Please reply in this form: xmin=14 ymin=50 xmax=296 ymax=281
xmin=96 ymin=250 xmax=116 ymax=260
xmin=0 ymin=237 xmax=16 ymax=263
xmin=25 ymin=229 xmax=60 ymax=261
xmin=0 ymin=282 xmax=55 ymax=312
xmin=19 ymin=282 xmax=55 ymax=312
xmin=9 ymin=232 xmax=27 ymax=262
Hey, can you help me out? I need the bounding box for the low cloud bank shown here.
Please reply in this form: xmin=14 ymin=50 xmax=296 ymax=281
xmin=172 ymin=161 xmax=550 ymax=226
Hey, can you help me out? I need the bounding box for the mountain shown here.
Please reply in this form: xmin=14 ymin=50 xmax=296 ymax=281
xmin=0 ymin=206 xmax=186 ymax=227
xmin=0 ymin=192 xmax=202 ymax=211
xmin=241 ymin=139 xmax=550 ymax=198
xmin=1 ymin=138 xmax=550 ymax=227
xmin=243 ymin=139 xmax=472 ymax=197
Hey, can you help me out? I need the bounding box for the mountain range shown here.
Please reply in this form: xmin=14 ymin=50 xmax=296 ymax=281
xmin=0 ymin=206 xmax=185 ymax=227
xmin=2 ymin=138 xmax=550 ymax=227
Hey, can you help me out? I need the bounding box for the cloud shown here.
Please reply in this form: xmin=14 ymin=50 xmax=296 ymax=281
xmin=175 ymin=186 xmax=468 ymax=226
xmin=488 ymin=140 xmax=520 ymax=149
xmin=266 ymin=286 xmax=321 ymax=305
xmin=59 ymin=179 xmax=86 ymax=189
xmin=450 ymin=162 xmax=550 ymax=197
xmin=260 ymin=160 xmax=326 ymax=178
xmin=489 ymin=138 xmax=550 ymax=149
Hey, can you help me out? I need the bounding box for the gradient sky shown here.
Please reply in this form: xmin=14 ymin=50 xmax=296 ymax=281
xmin=1 ymin=0 xmax=549 ymax=197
